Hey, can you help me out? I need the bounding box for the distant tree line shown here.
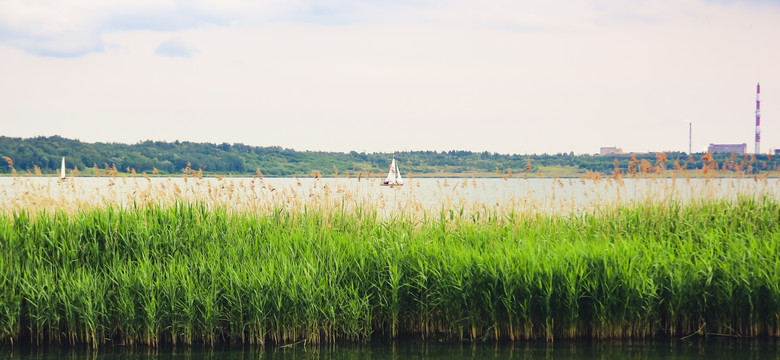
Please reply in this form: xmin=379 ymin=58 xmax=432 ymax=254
xmin=1 ymin=136 xmax=777 ymax=177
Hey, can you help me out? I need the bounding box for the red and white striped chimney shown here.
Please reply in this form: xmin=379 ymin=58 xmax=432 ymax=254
xmin=755 ymin=83 xmax=761 ymax=154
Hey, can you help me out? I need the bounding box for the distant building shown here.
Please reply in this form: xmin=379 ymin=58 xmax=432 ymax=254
xmin=600 ymin=146 xmax=623 ymax=156
xmin=708 ymin=143 xmax=746 ymax=155
xmin=774 ymin=149 xmax=780 ymax=156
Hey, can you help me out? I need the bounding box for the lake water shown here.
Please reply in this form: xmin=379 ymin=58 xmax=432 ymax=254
xmin=2 ymin=339 xmax=778 ymax=360
xmin=2 ymin=176 xmax=779 ymax=215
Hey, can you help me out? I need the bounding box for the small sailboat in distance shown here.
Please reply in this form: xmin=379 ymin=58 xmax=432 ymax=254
xmin=60 ymin=157 xmax=67 ymax=182
xmin=381 ymin=156 xmax=404 ymax=187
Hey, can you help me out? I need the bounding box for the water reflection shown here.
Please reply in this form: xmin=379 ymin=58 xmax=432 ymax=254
xmin=3 ymin=339 xmax=778 ymax=360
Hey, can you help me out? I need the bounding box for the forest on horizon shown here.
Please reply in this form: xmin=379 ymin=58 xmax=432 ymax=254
xmin=0 ymin=135 xmax=775 ymax=177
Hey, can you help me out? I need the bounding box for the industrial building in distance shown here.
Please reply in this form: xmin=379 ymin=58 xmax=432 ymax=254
xmin=600 ymin=83 xmax=763 ymax=157
xmin=598 ymin=144 xmax=749 ymax=156
xmin=600 ymin=147 xmax=624 ymax=156
xmin=708 ymin=143 xmax=747 ymax=155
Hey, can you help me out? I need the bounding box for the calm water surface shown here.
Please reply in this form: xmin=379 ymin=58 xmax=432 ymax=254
xmin=2 ymin=176 xmax=779 ymax=215
xmin=3 ymin=340 xmax=778 ymax=360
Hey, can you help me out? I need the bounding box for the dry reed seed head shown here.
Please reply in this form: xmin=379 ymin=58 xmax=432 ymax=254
xmin=639 ymin=160 xmax=654 ymax=174
xmin=4 ymin=174 xmax=780 ymax=220
xmin=655 ymin=152 xmax=667 ymax=165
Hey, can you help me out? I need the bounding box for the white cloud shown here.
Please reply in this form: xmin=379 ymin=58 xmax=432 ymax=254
xmin=154 ymin=37 xmax=197 ymax=57
xmin=0 ymin=0 xmax=265 ymax=56
xmin=2 ymin=0 xmax=777 ymax=57
xmin=0 ymin=0 xmax=423 ymax=56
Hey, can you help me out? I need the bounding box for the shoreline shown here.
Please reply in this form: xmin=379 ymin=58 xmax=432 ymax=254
xmin=1 ymin=170 xmax=778 ymax=179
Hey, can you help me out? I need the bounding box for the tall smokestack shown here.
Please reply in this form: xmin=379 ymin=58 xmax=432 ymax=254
xmin=756 ymin=83 xmax=761 ymax=154
xmin=689 ymin=122 xmax=692 ymax=155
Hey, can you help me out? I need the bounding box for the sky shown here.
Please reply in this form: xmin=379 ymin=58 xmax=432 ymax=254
xmin=1 ymin=0 xmax=779 ymax=155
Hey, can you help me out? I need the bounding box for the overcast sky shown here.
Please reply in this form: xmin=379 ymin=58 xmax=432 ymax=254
xmin=1 ymin=0 xmax=779 ymax=155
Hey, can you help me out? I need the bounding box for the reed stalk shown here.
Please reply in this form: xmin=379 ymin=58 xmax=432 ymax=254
xmin=0 ymin=197 xmax=778 ymax=346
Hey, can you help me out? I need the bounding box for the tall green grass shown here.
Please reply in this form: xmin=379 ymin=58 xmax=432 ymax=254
xmin=0 ymin=198 xmax=779 ymax=347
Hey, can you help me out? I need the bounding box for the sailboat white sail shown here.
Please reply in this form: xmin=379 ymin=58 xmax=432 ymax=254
xmin=393 ymin=159 xmax=403 ymax=185
xmin=381 ymin=157 xmax=403 ymax=187
xmin=60 ymin=157 xmax=67 ymax=181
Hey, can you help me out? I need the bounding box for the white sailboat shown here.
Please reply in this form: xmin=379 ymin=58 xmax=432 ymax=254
xmin=381 ymin=157 xmax=404 ymax=187
xmin=60 ymin=157 xmax=67 ymax=181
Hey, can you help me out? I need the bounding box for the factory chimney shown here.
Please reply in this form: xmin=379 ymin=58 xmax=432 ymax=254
xmin=756 ymin=83 xmax=761 ymax=154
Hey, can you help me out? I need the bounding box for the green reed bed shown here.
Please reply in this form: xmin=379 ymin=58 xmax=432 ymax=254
xmin=0 ymin=198 xmax=779 ymax=347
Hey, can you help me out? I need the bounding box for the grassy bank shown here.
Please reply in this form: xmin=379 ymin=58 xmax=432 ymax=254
xmin=1 ymin=199 xmax=779 ymax=347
